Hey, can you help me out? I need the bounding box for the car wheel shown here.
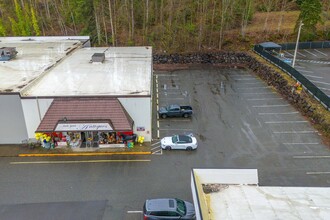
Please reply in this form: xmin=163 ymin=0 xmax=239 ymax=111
xmin=186 ymin=146 xmax=192 ymax=151
xmin=165 ymin=146 xmax=171 ymax=150
xmin=161 ymin=114 xmax=167 ymax=119
xmin=183 ymin=113 xmax=189 ymax=118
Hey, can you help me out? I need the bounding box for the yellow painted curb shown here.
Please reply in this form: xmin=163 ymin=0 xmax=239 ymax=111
xmin=18 ymin=152 xmax=152 ymax=157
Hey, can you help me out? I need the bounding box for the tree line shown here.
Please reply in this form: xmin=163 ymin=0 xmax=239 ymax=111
xmin=0 ymin=0 xmax=328 ymax=52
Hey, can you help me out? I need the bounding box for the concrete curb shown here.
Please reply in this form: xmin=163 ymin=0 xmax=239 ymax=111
xmin=18 ymin=152 xmax=152 ymax=157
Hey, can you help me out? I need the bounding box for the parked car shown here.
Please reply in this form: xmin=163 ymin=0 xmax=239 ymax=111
xmin=161 ymin=134 xmax=197 ymax=151
xmin=158 ymin=104 xmax=193 ymax=119
xmin=143 ymin=198 xmax=196 ymax=220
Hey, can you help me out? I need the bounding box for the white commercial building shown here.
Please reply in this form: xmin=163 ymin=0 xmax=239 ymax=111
xmin=0 ymin=36 xmax=153 ymax=147
xmin=191 ymin=169 xmax=330 ymax=220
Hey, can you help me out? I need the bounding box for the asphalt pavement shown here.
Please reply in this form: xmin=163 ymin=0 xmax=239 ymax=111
xmin=0 ymin=144 xmax=151 ymax=157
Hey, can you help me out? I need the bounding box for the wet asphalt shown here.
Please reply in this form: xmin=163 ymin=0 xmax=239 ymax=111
xmin=0 ymin=66 xmax=329 ymax=220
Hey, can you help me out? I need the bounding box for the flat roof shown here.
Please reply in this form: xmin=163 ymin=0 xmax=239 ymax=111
xmin=22 ymin=46 xmax=152 ymax=97
xmin=210 ymin=185 xmax=330 ymax=219
xmin=192 ymin=169 xmax=330 ymax=220
xmin=0 ymin=38 xmax=83 ymax=93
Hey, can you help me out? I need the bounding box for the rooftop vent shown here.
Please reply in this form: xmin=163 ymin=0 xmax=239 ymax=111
xmin=91 ymin=53 xmax=105 ymax=63
xmin=0 ymin=47 xmax=18 ymax=61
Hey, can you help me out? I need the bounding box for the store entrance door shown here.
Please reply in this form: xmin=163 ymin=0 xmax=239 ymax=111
xmin=80 ymin=132 xmax=86 ymax=148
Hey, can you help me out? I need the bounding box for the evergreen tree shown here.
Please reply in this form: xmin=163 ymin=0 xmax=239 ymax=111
xmin=31 ymin=6 xmax=41 ymax=36
xmin=0 ymin=19 xmax=6 ymax=36
xmin=296 ymin=0 xmax=322 ymax=41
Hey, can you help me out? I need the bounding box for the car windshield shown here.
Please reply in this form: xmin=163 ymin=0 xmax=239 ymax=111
xmin=172 ymin=135 xmax=178 ymax=143
xmin=175 ymin=198 xmax=186 ymax=216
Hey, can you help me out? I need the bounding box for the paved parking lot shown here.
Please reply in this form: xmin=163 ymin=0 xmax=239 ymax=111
xmin=152 ymin=67 xmax=330 ymax=186
xmin=282 ymin=48 xmax=330 ymax=96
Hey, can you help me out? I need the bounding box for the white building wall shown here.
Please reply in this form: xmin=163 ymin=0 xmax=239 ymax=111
xmin=118 ymin=97 xmax=152 ymax=142
xmin=0 ymin=94 xmax=28 ymax=144
xmin=21 ymin=98 xmax=53 ymax=139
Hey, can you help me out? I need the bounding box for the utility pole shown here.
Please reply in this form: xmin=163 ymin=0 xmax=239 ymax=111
xmin=292 ymin=21 xmax=304 ymax=68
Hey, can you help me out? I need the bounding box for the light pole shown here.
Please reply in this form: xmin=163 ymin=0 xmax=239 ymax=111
xmin=292 ymin=21 xmax=304 ymax=68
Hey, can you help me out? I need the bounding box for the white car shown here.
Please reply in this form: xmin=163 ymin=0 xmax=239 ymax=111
xmin=161 ymin=134 xmax=198 ymax=151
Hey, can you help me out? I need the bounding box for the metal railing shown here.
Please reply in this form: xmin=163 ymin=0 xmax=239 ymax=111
xmin=253 ymin=44 xmax=330 ymax=110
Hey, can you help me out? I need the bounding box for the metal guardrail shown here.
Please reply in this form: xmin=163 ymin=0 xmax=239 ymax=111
xmin=253 ymin=44 xmax=330 ymax=110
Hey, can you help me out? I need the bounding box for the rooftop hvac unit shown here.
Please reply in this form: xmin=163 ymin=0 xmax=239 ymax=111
xmin=91 ymin=53 xmax=105 ymax=63
xmin=0 ymin=47 xmax=18 ymax=61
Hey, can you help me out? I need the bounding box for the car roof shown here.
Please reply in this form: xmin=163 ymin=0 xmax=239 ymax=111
xmin=146 ymin=198 xmax=177 ymax=212
xmin=178 ymin=135 xmax=192 ymax=142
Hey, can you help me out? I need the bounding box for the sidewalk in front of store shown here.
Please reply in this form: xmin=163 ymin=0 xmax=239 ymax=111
xmin=0 ymin=143 xmax=152 ymax=157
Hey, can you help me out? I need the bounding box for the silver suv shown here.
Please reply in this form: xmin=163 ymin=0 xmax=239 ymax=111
xmin=143 ymin=198 xmax=195 ymax=219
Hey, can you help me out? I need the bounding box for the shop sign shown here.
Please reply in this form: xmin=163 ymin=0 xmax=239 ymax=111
xmin=136 ymin=126 xmax=145 ymax=131
xmin=55 ymin=123 xmax=113 ymax=131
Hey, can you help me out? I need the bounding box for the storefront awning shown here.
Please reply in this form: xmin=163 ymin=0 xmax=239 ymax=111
xmin=36 ymin=97 xmax=134 ymax=132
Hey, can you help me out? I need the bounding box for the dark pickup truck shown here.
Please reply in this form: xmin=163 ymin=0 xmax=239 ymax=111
xmin=158 ymin=104 xmax=193 ymax=119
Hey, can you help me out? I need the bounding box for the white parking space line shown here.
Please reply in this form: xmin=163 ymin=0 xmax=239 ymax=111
xmin=297 ymin=51 xmax=306 ymax=57
xmin=159 ymin=97 xmax=185 ymax=100
xmin=297 ymin=69 xmax=314 ymax=73
xmin=259 ymin=112 xmax=298 ymax=115
xmin=237 ymin=86 xmax=270 ymax=90
xmin=295 ymin=66 xmax=305 ymax=69
xmin=234 ymin=78 xmax=256 ymax=81
xmin=306 ymin=172 xmax=330 ymax=175
xmin=304 ymin=74 xmax=323 ymax=79
xmin=253 ymin=104 xmax=290 ymax=107
xmin=127 ymin=211 xmax=143 ymax=214
xmin=314 ymin=49 xmax=328 ymax=56
xmin=159 ymin=119 xmax=191 ymax=122
xmin=293 ymin=155 xmax=330 ymax=159
xmin=237 ymin=82 xmax=263 ymax=85
xmin=265 ymin=121 xmax=308 ymax=124
xmin=273 ymin=131 xmax=317 ymax=134
xmin=284 ymin=51 xmax=294 ymax=57
xmin=157 ymin=74 xmax=178 ymax=76
xmin=304 ymin=49 xmax=318 ymax=57
xmin=248 ymin=98 xmax=283 ymax=101
xmin=161 ymin=81 xmax=181 ymax=85
xmin=158 ymin=91 xmax=182 ymax=94
xmin=159 ymin=128 xmax=193 ymax=131
xmin=310 ymin=80 xmax=330 ymax=86
xmin=318 ymin=87 xmax=330 ymax=91
xmin=160 ymin=87 xmax=180 ymax=90
xmin=283 ymin=142 xmax=319 ymax=145
xmin=243 ymin=92 xmax=275 ymax=95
